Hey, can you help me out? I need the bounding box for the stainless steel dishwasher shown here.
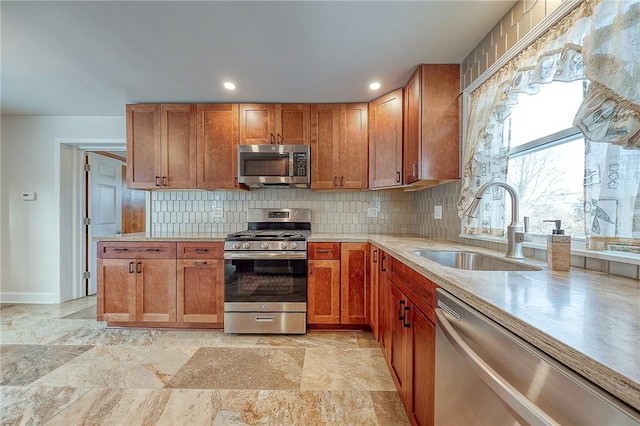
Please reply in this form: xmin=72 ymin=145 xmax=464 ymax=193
xmin=435 ymin=289 xmax=640 ymax=426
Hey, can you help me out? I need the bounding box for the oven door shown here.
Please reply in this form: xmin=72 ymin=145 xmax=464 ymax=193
xmin=224 ymin=252 xmax=307 ymax=305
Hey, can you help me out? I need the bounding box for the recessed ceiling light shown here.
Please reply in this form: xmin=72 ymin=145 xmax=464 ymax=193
xmin=223 ymin=82 xmax=236 ymax=90
xmin=369 ymin=82 xmax=381 ymax=90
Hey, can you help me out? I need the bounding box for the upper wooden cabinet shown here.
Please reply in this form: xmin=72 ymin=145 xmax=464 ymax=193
xmin=369 ymin=89 xmax=403 ymax=188
xmin=311 ymin=103 xmax=368 ymax=189
xmin=197 ymin=104 xmax=240 ymax=189
xmin=239 ymin=104 xmax=309 ymax=145
xmin=404 ymin=64 xmax=460 ymax=185
xmin=126 ymin=104 xmax=197 ymax=189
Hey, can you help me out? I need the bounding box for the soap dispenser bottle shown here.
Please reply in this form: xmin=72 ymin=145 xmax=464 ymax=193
xmin=544 ymin=220 xmax=571 ymax=271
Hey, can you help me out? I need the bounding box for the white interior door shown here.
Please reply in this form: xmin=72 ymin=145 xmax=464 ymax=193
xmin=88 ymin=152 xmax=123 ymax=295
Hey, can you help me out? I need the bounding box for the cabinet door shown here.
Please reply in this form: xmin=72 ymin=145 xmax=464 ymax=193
xmin=197 ymin=104 xmax=240 ymax=189
xmin=98 ymin=258 xmax=137 ymax=322
xmin=126 ymin=104 xmax=161 ymax=189
xmin=369 ymin=245 xmax=380 ymax=340
xmin=407 ymin=305 xmax=435 ymax=426
xmin=161 ymin=104 xmax=197 ymax=189
xmin=310 ymin=104 xmax=340 ymax=189
xmin=420 ymin=64 xmax=460 ymax=180
xmin=307 ymin=259 xmax=341 ymax=324
xmin=177 ymin=259 xmax=224 ymax=323
xmin=239 ymin=104 xmax=276 ymax=144
xmin=340 ymin=243 xmax=369 ymax=325
xmin=379 ymin=251 xmax=391 ymax=358
xmin=389 ymin=283 xmax=408 ymax=397
xmin=339 ymin=103 xmax=368 ymax=189
xmin=277 ymin=104 xmax=309 ymax=145
xmin=404 ymin=68 xmax=421 ymax=185
xmin=369 ymin=89 xmax=403 ymax=188
xmin=136 ymin=259 xmax=176 ymax=322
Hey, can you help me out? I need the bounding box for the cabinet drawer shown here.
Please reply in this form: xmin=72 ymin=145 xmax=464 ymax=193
xmin=97 ymin=242 xmax=176 ymax=259
xmin=308 ymin=243 xmax=341 ymax=260
xmin=177 ymin=242 xmax=223 ymax=259
xmin=389 ymin=256 xmax=436 ymax=309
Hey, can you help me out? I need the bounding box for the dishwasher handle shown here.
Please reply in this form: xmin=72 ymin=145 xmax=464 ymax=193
xmin=435 ymin=308 xmax=559 ymax=426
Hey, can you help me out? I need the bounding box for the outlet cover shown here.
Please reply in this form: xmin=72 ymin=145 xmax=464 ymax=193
xmin=212 ymin=207 xmax=224 ymax=218
xmin=367 ymin=208 xmax=378 ymax=218
xmin=434 ymin=205 xmax=443 ymax=220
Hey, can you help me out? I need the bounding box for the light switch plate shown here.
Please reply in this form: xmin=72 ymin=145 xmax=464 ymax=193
xmin=434 ymin=205 xmax=443 ymax=220
xmin=367 ymin=208 xmax=378 ymax=218
xmin=212 ymin=207 xmax=224 ymax=218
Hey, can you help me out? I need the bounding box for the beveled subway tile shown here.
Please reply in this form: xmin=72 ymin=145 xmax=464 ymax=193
xmin=167 ymin=347 xmax=305 ymax=390
xmin=255 ymin=331 xmax=359 ymax=348
xmin=30 ymin=345 xmax=198 ymax=389
xmin=301 ymin=348 xmax=396 ymax=391
xmin=0 ymin=344 xmax=92 ymax=386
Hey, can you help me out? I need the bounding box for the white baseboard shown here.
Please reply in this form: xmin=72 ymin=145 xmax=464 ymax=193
xmin=0 ymin=292 xmax=57 ymax=304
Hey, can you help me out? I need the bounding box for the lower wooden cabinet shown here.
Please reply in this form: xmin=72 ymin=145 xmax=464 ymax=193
xmin=176 ymin=242 xmax=224 ymax=324
xmin=98 ymin=257 xmax=176 ymax=323
xmin=341 ymin=243 xmax=369 ymax=325
xmin=97 ymin=241 xmax=224 ymax=326
xmin=307 ymin=258 xmax=341 ymax=324
xmin=384 ymin=255 xmax=436 ymax=426
xmin=307 ymin=242 xmax=370 ymax=326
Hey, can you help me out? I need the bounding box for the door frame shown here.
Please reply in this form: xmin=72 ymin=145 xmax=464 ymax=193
xmin=54 ymin=138 xmax=129 ymax=303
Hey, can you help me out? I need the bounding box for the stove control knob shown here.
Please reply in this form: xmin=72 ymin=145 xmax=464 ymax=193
xmin=233 ymin=242 xmax=241 ymax=249
xmin=280 ymin=242 xmax=288 ymax=249
xmin=261 ymin=242 xmax=269 ymax=249
xmin=242 ymin=242 xmax=250 ymax=249
xmin=290 ymin=242 xmax=298 ymax=249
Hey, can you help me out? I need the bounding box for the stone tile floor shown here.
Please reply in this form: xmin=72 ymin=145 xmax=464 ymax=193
xmin=0 ymin=298 xmax=409 ymax=425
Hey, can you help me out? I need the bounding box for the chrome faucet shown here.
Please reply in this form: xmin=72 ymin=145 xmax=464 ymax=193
xmin=463 ymin=181 xmax=530 ymax=259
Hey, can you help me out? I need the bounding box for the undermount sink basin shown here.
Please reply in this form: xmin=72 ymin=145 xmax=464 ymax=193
xmin=411 ymin=250 xmax=542 ymax=272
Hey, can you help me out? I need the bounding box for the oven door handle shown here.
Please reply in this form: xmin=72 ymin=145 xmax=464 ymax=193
xmin=224 ymin=251 xmax=307 ymax=260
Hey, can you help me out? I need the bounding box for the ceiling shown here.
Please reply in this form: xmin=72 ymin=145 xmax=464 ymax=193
xmin=1 ymin=1 xmax=516 ymax=117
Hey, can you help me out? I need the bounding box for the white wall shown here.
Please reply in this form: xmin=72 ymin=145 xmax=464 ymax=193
xmin=1 ymin=116 xmax=125 ymax=303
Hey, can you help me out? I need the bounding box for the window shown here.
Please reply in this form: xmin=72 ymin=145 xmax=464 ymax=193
xmin=505 ymin=80 xmax=587 ymax=239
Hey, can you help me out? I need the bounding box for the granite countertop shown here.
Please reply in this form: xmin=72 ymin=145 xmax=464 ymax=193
xmin=96 ymin=232 xmax=639 ymax=411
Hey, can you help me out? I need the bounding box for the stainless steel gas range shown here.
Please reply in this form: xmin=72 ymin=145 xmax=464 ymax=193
xmin=223 ymin=208 xmax=311 ymax=334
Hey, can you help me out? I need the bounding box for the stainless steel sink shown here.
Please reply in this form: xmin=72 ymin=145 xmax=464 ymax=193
xmin=411 ymin=250 xmax=542 ymax=272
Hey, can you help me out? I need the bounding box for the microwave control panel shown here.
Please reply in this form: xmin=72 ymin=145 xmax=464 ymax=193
xmin=294 ymin=153 xmax=307 ymax=177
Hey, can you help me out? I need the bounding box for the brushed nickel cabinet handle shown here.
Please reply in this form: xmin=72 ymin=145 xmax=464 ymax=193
xmin=128 ymin=262 xmax=134 ymax=274
xmin=163 ymin=176 xmax=168 ymax=186
xmin=136 ymin=262 xmax=142 ymax=274
xmin=155 ymin=176 xmax=160 ymax=186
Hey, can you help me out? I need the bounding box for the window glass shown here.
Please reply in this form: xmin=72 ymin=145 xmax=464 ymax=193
xmin=507 ymin=135 xmax=585 ymax=238
xmin=504 ymin=79 xmax=587 ymax=239
xmin=508 ymin=80 xmax=585 ymax=148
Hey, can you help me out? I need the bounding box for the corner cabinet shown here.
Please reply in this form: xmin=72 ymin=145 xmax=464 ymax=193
xmin=310 ymin=104 xmax=368 ymax=189
xmin=369 ymin=89 xmax=404 ymax=188
xmin=307 ymin=243 xmax=341 ymax=324
xmin=239 ymin=104 xmax=310 ymax=145
xmin=307 ymin=242 xmax=370 ymax=326
xmin=126 ymin=104 xmax=197 ymax=189
xmin=197 ymin=104 xmax=240 ymax=189
xmin=403 ymin=64 xmax=460 ymax=185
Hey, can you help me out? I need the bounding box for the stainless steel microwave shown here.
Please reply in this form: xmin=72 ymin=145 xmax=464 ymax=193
xmin=238 ymin=144 xmax=310 ymax=189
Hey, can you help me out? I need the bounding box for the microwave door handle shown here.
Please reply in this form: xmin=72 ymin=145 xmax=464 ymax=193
xmin=289 ymin=153 xmax=294 ymax=177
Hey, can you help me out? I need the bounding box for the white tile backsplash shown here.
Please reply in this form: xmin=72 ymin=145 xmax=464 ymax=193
xmin=150 ymin=189 xmax=412 ymax=236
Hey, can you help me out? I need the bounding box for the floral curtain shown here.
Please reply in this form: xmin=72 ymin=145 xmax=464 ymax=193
xmin=458 ymin=0 xmax=640 ymax=244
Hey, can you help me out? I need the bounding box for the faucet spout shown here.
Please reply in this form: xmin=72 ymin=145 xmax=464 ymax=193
xmin=464 ymin=181 xmax=525 ymax=259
